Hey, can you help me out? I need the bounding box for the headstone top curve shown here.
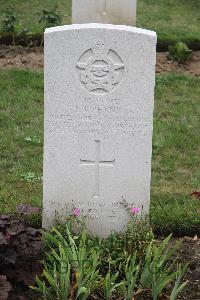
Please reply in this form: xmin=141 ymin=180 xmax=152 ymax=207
xmin=45 ymin=23 xmax=156 ymax=38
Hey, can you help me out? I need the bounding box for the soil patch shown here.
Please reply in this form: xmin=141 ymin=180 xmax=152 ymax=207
xmin=0 ymin=45 xmax=200 ymax=76
xmin=169 ymin=236 xmax=200 ymax=300
xmin=0 ymin=45 xmax=43 ymax=71
xmin=156 ymin=52 xmax=200 ymax=76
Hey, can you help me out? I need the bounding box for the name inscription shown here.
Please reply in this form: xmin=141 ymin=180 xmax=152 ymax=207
xmin=46 ymin=97 xmax=152 ymax=137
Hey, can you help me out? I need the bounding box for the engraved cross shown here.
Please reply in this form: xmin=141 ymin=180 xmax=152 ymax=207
xmin=80 ymin=140 xmax=115 ymax=198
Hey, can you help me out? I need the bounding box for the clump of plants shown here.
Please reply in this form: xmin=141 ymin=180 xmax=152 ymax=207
xmin=0 ymin=6 xmax=62 ymax=46
xmin=18 ymin=27 xmax=34 ymax=47
xmin=31 ymin=207 xmax=188 ymax=299
xmin=38 ymin=6 xmax=61 ymax=46
xmin=1 ymin=8 xmax=18 ymax=45
xmin=168 ymin=42 xmax=192 ymax=64
xmin=39 ymin=6 xmax=61 ymax=29
xmin=20 ymin=171 xmax=42 ymax=183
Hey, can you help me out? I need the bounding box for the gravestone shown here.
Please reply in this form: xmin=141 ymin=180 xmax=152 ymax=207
xmin=43 ymin=24 xmax=157 ymax=237
xmin=72 ymin=0 xmax=137 ymax=26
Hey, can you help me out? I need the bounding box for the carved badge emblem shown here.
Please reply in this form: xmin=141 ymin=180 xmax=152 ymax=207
xmin=76 ymin=42 xmax=124 ymax=95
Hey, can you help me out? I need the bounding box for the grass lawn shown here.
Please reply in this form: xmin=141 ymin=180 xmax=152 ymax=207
xmin=0 ymin=70 xmax=43 ymax=211
xmin=0 ymin=69 xmax=200 ymax=235
xmin=0 ymin=0 xmax=200 ymax=46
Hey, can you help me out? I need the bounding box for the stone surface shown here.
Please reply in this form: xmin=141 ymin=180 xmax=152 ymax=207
xmin=72 ymin=0 xmax=137 ymax=26
xmin=43 ymin=24 xmax=157 ymax=237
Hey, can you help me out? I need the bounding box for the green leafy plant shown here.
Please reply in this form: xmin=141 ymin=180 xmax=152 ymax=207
xmin=73 ymin=238 xmax=100 ymax=299
xmin=24 ymin=135 xmax=41 ymax=145
xmin=87 ymin=210 xmax=154 ymax=276
xmin=18 ymin=28 xmax=33 ymax=47
xmin=140 ymin=235 xmax=182 ymax=300
xmin=168 ymin=42 xmax=192 ymax=64
xmin=39 ymin=7 xmax=61 ymax=29
xmin=103 ymin=260 xmax=124 ymax=300
xmin=20 ymin=172 xmax=42 ymax=183
xmin=31 ymin=212 xmax=188 ymax=300
xmin=44 ymin=225 xmax=100 ymax=300
xmin=31 ymin=243 xmax=71 ymax=300
xmin=39 ymin=6 xmax=61 ymax=46
xmin=170 ymin=264 xmax=188 ymax=300
xmin=125 ymin=213 xmax=154 ymax=257
xmin=1 ymin=8 xmax=18 ymax=45
xmin=122 ymin=254 xmax=140 ymax=300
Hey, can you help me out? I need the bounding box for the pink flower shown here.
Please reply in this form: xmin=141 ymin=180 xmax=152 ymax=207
xmin=130 ymin=207 xmax=140 ymax=214
xmin=72 ymin=208 xmax=81 ymax=217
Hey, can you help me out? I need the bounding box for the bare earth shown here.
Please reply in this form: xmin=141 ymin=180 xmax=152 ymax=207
xmin=0 ymin=45 xmax=200 ymax=76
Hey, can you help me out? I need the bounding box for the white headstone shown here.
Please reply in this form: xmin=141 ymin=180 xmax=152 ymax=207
xmin=43 ymin=24 xmax=156 ymax=237
xmin=72 ymin=0 xmax=137 ymax=26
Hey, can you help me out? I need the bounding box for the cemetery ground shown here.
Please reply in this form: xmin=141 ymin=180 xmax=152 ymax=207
xmin=1 ymin=45 xmax=200 ymax=76
xmin=0 ymin=2 xmax=200 ymax=298
xmin=0 ymin=0 xmax=200 ymax=49
xmin=0 ymin=67 xmax=200 ymax=299
xmin=0 ymin=68 xmax=200 ymax=235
